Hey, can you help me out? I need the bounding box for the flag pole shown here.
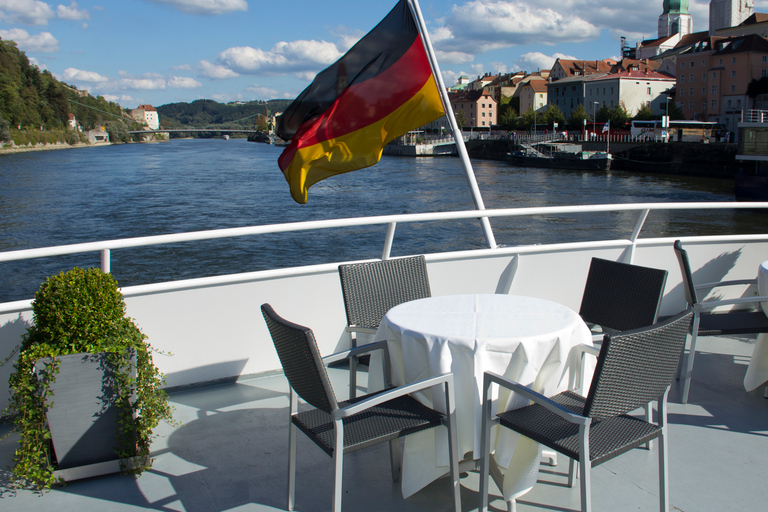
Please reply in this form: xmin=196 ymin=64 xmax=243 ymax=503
xmin=406 ymin=0 xmax=497 ymax=249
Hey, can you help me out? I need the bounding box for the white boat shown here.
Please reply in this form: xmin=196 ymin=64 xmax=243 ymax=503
xmin=1 ymin=199 xmax=767 ymax=511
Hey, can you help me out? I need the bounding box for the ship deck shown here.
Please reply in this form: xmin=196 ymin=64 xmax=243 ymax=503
xmin=2 ymin=332 xmax=767 ymax=512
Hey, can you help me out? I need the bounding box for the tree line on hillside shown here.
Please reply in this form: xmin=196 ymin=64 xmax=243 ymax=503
xmin=0 ymin=38 xmax=294 ymax=145
xmin=157 ymin=99 xmax=292 ymax=138
xmin=0 ymin=38 xmax=140 ymax=144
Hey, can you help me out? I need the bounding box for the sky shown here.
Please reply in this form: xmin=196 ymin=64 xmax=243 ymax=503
xmin=2 ymin=0 xmax=768 ymax=109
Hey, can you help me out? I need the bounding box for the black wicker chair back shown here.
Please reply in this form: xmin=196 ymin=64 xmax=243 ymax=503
xmin=584 ymin=311 xmax=692 ymax=420
xmin=579 ymin=257 xmax=668 ymax=333
xmin=338 ymin=255 xmax=431 ymax=331
xmin=673 ymin=241 xmax=699 ymax=305
xmin=261 ymin=304 xmax=338 ymax=413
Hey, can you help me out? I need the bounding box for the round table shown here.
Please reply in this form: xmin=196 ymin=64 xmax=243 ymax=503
xmin=371 ymin=294 xmax=593 ymax=500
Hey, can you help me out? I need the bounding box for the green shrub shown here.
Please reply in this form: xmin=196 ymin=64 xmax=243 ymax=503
xmin=6 ymin=267 xmax=173 ymax=489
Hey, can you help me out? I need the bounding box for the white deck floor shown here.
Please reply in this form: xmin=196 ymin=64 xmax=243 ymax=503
xmin=2 ymin=333 xmax=767 ymax=512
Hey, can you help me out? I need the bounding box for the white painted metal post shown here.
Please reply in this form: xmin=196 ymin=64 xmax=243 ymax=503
xmin=407 ymin=0 xmax=497 ymax=249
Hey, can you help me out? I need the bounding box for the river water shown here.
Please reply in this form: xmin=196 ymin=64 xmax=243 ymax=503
xmin=0 ymin=138 xmax=763 ymax=303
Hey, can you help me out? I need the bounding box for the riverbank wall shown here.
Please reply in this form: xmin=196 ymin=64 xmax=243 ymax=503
xmin=463 ymin=139 xmax=745 ymax=179
xmin=0 ymin=141 xmax=113 ymax=155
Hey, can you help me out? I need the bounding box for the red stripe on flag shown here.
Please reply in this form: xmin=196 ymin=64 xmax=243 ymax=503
xmin=287 ymin=37 xmax=432 ymax=152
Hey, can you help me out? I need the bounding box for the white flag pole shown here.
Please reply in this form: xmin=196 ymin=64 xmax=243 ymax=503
xmin=406 ymin=0 xmax=497 ymax=249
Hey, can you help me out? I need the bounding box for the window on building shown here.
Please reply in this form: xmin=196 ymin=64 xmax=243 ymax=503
xmin=732 ymin=70 xmax=736 ymax=78
xmin=571 ymin=86 xmax=576 ymax=91
xmin=763 ymin=56 xmax=768 ymax=63
xmin=719 ymin=59 xmax=723 ymax=65
xmin=481 ymin=103 xmax=485 ymax=108
xmin=647 ymin=87 xmax=651 ymax=94
xmin=702 ymin=99 xmax=706 ymax=109
xmin=711 ymin=100 xmax=717 ymax=108
xmin=728 ymin=99 xmax=732 ymax=107
xmin=690 ymin=87 xmax=694 ymax=95
xmin=763 ymin=69 xmax=768 ymax=78
xmin=482 ymin=121 xmax=486 ymax=126
xmin=681 ymin=89 xmax=685 ymax=97
xmin=690 ymin=74 xmax=694 ymax=82
xmin=712 ymin=86 xmax=717 ymax=94
xmin=702 ymin=87 xmax=706 ymax=95
xmin=702 ymin=73 xmax=706 ymax=82
xmin=689 ymin=101 xmax=693 ymax=109
xmin=701 ymin=59 xmax=705 ymax=66
xmin=681 ymin=75 xmax=686 ymax=83
xmin=731 ymin=84 xmax=736 ymax=92
xmin=681 ymin=62 xmax=686 ymax=69
xmin=738 ymin=99 xmax=742 ymax=106
xmin=733 ymin=57 xmax=737 ymax=64
xmin=482 ymin=112 xmax=485 ymax=117
xmin=611 ymin=87 xmax=614 ymax=94
xmin=712 ymin=72 xmax=717 ymax=79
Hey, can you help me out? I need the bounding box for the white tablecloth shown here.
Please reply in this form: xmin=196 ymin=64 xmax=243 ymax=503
xmin=370 ymin=294 xmax=593 ymax=501
xmin=744 ymin=260 xmax=768 ymax=392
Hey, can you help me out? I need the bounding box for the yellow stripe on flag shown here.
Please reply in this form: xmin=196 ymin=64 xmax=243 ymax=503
xmin=282 ymin=75 xmax=443 ymax=203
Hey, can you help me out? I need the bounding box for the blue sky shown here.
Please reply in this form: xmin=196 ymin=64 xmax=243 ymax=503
xmin=2 ymin=0 xmax=766 ymax=109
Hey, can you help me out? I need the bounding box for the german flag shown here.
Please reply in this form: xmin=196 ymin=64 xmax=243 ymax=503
xmin=276 ymin=0 xmax=445 ymax=203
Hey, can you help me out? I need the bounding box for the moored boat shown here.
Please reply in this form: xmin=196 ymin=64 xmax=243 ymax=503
xmin=507 ymin=142 xmax=612 ymax=170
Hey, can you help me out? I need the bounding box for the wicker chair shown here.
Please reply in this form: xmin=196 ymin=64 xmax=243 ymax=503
xmin=674 ymin=240 xmax=768 ymax=404
xmin=575 ymin=257 xmax=669 ymax=395
xmin=338 ymin=255 xmax=431 ymax=341
xmin=261 ymin=304 xmax=461 ymax=512
xmin=478 ymin=311 xmax=693 ymax=512
xmin=579 ymin=257 xmax=669 ymax=337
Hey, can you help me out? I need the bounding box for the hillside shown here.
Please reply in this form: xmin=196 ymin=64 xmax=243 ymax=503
xmin=0 ymin=39 xmax=129 ymax=137
xmin=0 ymin=38 xmax=293 ymax=144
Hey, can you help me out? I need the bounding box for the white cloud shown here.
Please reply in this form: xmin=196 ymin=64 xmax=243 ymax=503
xmin=217 ymin=40 xmax=342 ymax=75
xmin=199 ymin=59 xmax=239 ymax=79
xmin=168 ymin=75 xmax=202 ymax=89
xmin=435 ymin=50 xmax=474 ymax=65
xmin=514 ymin=51 xmax=578 ymax=72
xmin=143 ymin=0 xmax=248 ymax=15
xmin=246 ymin=85 xmax=280 ymax=100
xmin=438 ymin=1 xmax=600 ymax=54
xmin=117 ymin=72 xmax=167 ymax=90
xmin=0 ymin=28 xmax=59 ymax=52
xmin=0 ymin=0 xmax=54 ymax=25
xmin=57 ymin=1 xmax=89 ymax=21
xmin=61 ymin=67 xmax=109 ymax=82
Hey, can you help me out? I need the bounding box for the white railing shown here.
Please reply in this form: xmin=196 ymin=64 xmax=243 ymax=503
xmin=2 ymin=202 xmax=767 ymax=306
xmin=742 ymin=110 xmax=768 ymax=124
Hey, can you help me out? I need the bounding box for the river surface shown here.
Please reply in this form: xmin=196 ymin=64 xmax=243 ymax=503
xmin=0 ymin=138 xmax=763 ymax=303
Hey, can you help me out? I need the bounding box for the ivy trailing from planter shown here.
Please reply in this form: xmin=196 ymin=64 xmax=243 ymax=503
xmin=6 ymin=267 xmax=173 ymax=489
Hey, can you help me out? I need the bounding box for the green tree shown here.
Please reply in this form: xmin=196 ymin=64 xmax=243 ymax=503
xmin=633 ymin=103 xmax=655 ymax=121
xmin=519 ymin=107 xmax=545 ymax=132
xmin=105 ymin=120 xmax=130 ymax=143
xmin=567 ymin=104 xmax=588 ymax=131
xmin=0 ymin=112 xmax=10 ymax=141
xmin=454 ymin=110 xmax=466 ymax=128
xmin=608 ymin=103 xmax=630 ymax=129
xmin=541 ymin=104 xmax=566 ymax=131
xmin=498 ymin=103 xmax=518 ymax=130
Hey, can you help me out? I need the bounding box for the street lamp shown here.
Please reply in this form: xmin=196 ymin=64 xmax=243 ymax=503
xmin=592 ymin=101 xmax=599 ymax=140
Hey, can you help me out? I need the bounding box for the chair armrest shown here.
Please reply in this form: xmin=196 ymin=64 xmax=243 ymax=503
xmin=695 ymin=278 xmax=756 ymax=291
xmin=345 ymin=325 xmax=378 ymax=335
xmin=696 ymin=295 xmax=768 ymax=311
xmin=483 ymin=371 xmax=589 ymax=426
xmin=335 ymin=373 xmax=454 ymax=418
xmin=322 ymin=340 xmax=388 ymax=365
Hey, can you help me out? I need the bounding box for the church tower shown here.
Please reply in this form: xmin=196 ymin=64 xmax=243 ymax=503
xmin=710 ymin=0 xmax=754 ymax=35
xmin=659 ymin=0 xmax=693 ymax=38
